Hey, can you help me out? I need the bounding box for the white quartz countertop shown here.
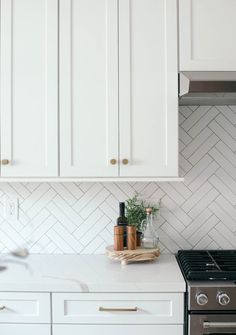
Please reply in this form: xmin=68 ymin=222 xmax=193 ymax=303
xmin=0 ymin=254 xmax=185 ymax=293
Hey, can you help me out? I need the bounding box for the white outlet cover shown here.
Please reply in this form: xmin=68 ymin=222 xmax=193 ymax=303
xmin=4 ymin=197 xmax=18 ymax=221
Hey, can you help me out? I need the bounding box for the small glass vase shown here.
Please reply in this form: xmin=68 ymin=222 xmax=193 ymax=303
xmin=141 ymin=208 xmax=159 ymax=249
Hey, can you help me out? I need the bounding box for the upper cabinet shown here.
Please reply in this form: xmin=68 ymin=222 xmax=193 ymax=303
xmin=60 ymin=0 xmax=119 ymax=177
xmin=119 ymin=0 xmax=178 ymax=177
xmin=0 ymin=0 xmax=179 ymax=180
xmin=0 ymin=0 xmax=58 ymax=177
xmin=179 ymin=0 xmax=236 ymax=71
xmin=60 ymin=0 xmax=179 ymax=178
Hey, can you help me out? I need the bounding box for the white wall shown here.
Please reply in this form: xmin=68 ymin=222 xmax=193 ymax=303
xmin=0 ymin=105 xmax=235 ymax=254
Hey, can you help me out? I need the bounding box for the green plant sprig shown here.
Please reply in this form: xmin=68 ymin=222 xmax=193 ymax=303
xmin=125 ymin=194 xmax=160 ymax=232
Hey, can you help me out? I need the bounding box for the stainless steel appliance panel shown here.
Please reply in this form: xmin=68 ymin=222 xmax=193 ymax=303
xmin=190 ymin=314 xmax=236 ymax=335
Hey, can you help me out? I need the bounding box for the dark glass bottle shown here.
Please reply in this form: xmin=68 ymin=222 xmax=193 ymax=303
xmin=117 ymin=202 xmax=128 ymax=247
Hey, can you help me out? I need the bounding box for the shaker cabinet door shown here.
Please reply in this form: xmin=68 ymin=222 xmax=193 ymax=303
xmin=119 ymin=0 xmax=178 ymax=177
xmin=179 ymin=0 xmax=236 ymax=71
xmin=0 ymin=0 xmax=58 ymax=177
xmin=60 ymin=0 xmax=119 ymax=177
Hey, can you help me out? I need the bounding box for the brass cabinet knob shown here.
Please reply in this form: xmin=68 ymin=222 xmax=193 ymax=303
xmin=110 ymin=159 xmax=117 ymax=165
xmin=122 ymin=158 xmax=129 ymax=165
xmin=1 ymin=159 xmax=9 ymax=165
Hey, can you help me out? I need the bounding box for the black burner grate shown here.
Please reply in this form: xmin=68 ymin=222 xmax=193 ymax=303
xmin=177 ymin=250 xmax=236 ymax=281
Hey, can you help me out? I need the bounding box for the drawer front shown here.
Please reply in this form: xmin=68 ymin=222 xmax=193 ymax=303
xmin=0 ymin=324 xmax=50 ymax=335
xmin=53 ymin=324 xmax=183 ymax=335
xmin=0 ymin=292 xmax=50 ymax=323
xmin=52 ymin=293 xmax=183 ymax=324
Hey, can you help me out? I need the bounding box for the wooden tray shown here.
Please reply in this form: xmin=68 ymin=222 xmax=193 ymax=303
xmin=106 ymin=245 xmax=160 ymax=265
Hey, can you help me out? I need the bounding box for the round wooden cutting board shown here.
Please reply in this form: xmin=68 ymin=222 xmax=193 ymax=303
xmin=106 ymin=245 xmax=160 ymax=265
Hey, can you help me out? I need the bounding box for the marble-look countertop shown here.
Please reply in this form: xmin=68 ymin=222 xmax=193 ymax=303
xmin=0 ymin=254 xmax=186 ymax=293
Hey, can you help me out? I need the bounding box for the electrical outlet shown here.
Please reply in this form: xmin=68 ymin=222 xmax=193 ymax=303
xmin=5 ymin=197 xmax=18 ymax=221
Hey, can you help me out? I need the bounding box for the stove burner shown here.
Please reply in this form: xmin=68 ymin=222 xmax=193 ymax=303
xmin=177 ymin=250 xmax=236 ymax=281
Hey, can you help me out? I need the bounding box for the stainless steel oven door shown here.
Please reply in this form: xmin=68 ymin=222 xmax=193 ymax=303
xmin=189 ymin=314 xmax=236 ymax=335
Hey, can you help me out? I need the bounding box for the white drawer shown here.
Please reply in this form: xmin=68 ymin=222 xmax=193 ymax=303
xmin=53 ymin=324 xmax=183 ymax=335
xmin=52 ymin=292 xmax=184 ymax=324
xmin=0 ymin=292 xmax=50 ymax=323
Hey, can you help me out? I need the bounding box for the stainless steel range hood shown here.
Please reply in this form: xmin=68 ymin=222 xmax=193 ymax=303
xmin=179 ymin=72 xmax=236 ymax=105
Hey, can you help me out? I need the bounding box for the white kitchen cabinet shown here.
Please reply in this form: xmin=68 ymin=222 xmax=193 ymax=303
xmin=0 ymin=0 xmax=58 ymax=177
xmin=0 ymin=324 xmax=50 ymax=335
xmin=60 ymin=0 xmax=178 ymax=178
xmin=53 ymin=324 xmax=183 ymax=335
xmin=179 ymin=0 xmax=236 ymax=71
xmin=119 ymin=0 xmax=178 ymax=177
xmin=60 ymin=0 xmax=119 ymax=177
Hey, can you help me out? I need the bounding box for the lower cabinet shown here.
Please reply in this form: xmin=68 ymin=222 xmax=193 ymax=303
xmin=0 ymin=324 xmax=50 ymax=335
xmin=0 ymin=292 xmax=184 ymax=334
xmin=53 ymin=324 xmax=183 ymax=335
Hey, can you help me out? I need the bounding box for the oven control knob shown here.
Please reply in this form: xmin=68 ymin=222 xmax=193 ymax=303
xmin=196 ymin=293 xmax=208 ymax=306
xmin=218 ymin=293 xmax=230 ymax=306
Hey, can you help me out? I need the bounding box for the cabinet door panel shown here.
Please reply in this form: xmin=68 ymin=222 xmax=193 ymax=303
xmin=0 ymin=292 xmax=50 ymax=324
xmin=54 ymin=324 xmax=183 ymax=335
xmin=52 ymin=292 xmax=183 ymax=324
xmin=0 ymin=324 xmax=50 ymax=335
xmin=60 ymin=0 xmax=118 ymax=177
xmin=0 ymin=0 xmax=58 ymax=177
xmin=119 ymin=0 xmax=178 ymax=177
xmin=179 ymin=0 xmax=236 ymax=71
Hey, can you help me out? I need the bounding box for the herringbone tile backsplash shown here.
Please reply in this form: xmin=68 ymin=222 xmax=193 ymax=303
xmin=0 ymin=105 xmax=236 ymax=254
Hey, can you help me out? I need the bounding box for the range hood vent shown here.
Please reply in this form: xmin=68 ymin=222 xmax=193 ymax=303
xmin=179 ymin=72 xmax=236 ymax=106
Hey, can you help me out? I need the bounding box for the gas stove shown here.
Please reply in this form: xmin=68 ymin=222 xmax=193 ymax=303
xmin=177 ymin=249 xmax=236 ymax=281
xmin=176 ymin=250 xmax=236 ymax=335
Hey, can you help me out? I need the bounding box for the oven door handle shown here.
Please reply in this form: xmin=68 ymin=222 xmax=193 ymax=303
xmin=204 ymin=322 xmax=236 ymax=329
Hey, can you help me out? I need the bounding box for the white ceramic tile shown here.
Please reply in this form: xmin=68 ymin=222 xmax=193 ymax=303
xmin=188 ymin=106 xmax=219 ymax=137
xmin=216 ymin=141 xmax=236 ymax=167
xmin=182 ymin=209 xmax=213 ymax=239
xmin=188 ymin=133 xmax=219 ymax=165
xmin=188 ymin=187 xmax=219 ymax=219
xmin=181 ymin=106 xmax=212 ymax=131
xmin=188 ymin=160 xmax=219 ymax=192
xmin=216 ymin=106 xmax=236 ymax=125
xmin=182 ymin=182 xmax=212 ymax=213
xmin=184 ymin=155 xmax=212 ymax=185
xmin=209 ymin=147 xmax=235 ymax=177
xmin=209 ymin=174 xmax=236 ymax=206
xmin=209 ymin=120 xmax=236 ymax=151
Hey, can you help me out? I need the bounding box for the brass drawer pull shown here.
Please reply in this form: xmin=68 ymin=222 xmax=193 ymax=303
xmin=99 ymin=306 xmax=138 ymax=312
xmin=0 ymin=306 xmax=6 ymax=310
xmin=1 ymin=159 xmax=10 ymax=165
